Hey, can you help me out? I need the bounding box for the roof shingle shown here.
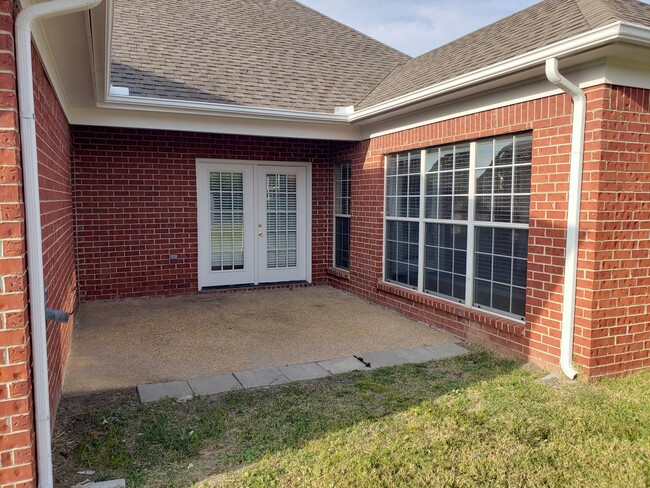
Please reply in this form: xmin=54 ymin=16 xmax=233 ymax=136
xmin=110 ymin=0 xmax=410 ymax=113
xmin=110 ymin=0 xmax=650 ymax=115
xmin=357 ymin=0 xmax=650 ymax=109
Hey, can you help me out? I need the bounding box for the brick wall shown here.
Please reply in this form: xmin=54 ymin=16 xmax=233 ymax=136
xmin=0 ymin=1 xmax=35 ymax=486
xmin=0 ymin=1 xmax=78 ymax=484
xmin=72 ymin=127 xmax=333 ymax=300
xmin=74 ymin=86 xmax=649 ymax=379
xmin=577 ymin=86 xmax=650 ymax=378
xmin=327 ymin=86 xmax=646 ymax=378
xmin=33 ymin=44 xmax=76 ymax=416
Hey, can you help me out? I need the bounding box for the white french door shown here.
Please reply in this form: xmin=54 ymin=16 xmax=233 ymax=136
xmin=197 ymin=161 xmax=310 ymax=289
xmin=257 ymin=166 xmax=308 ymax=283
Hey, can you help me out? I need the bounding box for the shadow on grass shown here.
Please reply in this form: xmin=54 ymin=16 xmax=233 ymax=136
xmin=53 ymin=351 xmax=521 ymax=487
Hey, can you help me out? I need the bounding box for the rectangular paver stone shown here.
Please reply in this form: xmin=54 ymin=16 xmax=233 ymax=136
xmin=392 ymin=346 xmax=442 ymax=363
xmin=188 ymin=373 xmax=242 ymax=396
xmin=279 ymin=362 xmax=329 ymax=381
xmin=234 ymin=367 xmax=290 ymax=389
xmin=358 ymin=350 xmax=410 ymax=369
xmin=424 ymin=343 xmax=470 ymax=359
xmin=317 ymin=356 xmax=369 ymax=374
xmin=137 ymin=380 xmax=193 ymax=403
xmin=86 ymin=480 xmax=126 ymax=488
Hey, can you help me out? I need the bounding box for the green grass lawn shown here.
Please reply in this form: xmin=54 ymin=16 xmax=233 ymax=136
xmin=53 ymin=351 xmax=650 ymax=487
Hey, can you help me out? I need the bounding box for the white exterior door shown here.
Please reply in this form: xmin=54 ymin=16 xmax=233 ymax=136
xmin=257 ymin=166 xmax=308 ymax=284
xmin=197 ymin=161 xmax=309 ymax=289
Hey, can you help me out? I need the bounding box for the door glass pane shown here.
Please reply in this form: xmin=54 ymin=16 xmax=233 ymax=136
xmin=210 ymin=171 xmax=244 ymax=271
xmin=266 ymin=173 xmax=298 ymax=269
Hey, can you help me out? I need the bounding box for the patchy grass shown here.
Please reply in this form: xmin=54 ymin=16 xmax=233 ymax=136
xmin=53 ymin=352 xmax=650 ymax=487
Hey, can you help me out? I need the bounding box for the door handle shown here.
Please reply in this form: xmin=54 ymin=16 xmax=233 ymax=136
xmin=258 ymin=232 xmax=263 ymax=237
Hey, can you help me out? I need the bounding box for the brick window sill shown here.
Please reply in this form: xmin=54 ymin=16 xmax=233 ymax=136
xmin=327 ymin=267 xmax=350 ymax=280
xmin=376 ymin=280 xmax=527 ymax=337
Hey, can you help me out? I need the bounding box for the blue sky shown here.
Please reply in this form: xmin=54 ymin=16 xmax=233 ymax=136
xmin=298 ymin=0 xmax=545 ymax=56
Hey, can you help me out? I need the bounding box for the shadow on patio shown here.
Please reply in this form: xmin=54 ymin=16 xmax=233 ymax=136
xmin=63 ymin=286 xmax=459 ymax=395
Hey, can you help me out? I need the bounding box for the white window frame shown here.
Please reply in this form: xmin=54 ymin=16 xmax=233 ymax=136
xmin=383 ymin=136 xmax=531 ymax=322
xmin=333 ymin=161 xmax=351 ymax=271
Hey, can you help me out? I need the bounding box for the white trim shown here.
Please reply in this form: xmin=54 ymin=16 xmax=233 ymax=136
xmin=332 ymin=162 xmax=351 ymax=271
xmin=382 ymin=155 xmax=388 ymax=282
xmin=68 ymin=106 xmax=362 ymax=140
xmin=382 ymin=136 xmax=531 ymax=322
xmin=101 ymin=94 xmax=349 ymax=123
xmin=351 ymin=21 xmax=650 ymax=122
xmin=196 ymin=159 xmax=313 ymax=288
xmin=465 ymin=142 xmax=478 ymax=307
xmin=417 ymin=149 xmax=426 ymax=292
xmin=29 ymin=20 xmax=73 ymax=115
xmin=363 ymin=87 xmax=561 ymax=139
xmin=256 ymin=165 xmax=309 ymax=283
xmin=102 ymin=0 xmax=114 ymax=102
xmin=195 ymin=162 xmax=256 ymax=288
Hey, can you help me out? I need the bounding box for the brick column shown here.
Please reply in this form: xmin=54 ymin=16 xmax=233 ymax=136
xmin=0 ymin=1 xmax=36 ymax=486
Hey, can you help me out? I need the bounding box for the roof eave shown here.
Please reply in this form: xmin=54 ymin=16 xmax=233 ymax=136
xmin=349 ymin=21 xmax=650 ymax=123
xmin=99 ymin=94 xmax=350 ymax=124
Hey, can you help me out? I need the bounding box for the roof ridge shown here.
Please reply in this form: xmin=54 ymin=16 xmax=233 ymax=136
xmin=292 ymin=0 xmax=411 ymax=61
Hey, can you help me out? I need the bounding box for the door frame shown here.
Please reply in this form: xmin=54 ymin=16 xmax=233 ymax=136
xmin=196 ymin=159 xmax=313 ymax=290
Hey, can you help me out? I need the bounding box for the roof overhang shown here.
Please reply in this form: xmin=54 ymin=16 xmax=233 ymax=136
xmin=23 ymin=3 xmax=650 ymax=141
xmin=350 ymin=21 xmax=650 ymax=123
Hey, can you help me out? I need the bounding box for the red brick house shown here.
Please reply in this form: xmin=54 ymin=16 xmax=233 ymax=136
xmin=1 ymin=0 xmax=650 ymax=485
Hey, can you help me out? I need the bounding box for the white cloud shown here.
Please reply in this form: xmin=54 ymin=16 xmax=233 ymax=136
xmin=299 ymin=0 xmax=542 ymax=56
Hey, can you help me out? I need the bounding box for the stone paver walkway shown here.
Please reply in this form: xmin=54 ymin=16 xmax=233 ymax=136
xmin=137 ymin=343 xmax=470 ymax=403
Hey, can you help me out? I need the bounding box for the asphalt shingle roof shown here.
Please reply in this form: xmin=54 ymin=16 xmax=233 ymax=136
xmin=357 ymin=0 xmax=650 ymax=109
xmin=110 ymin=0 xmax=650 ymax=115
xmin=110 ymin=0 xmax=410 ymax=113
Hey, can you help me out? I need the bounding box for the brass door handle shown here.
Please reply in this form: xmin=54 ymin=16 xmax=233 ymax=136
xmin=258 ymin=232 xmax=263 ymax=237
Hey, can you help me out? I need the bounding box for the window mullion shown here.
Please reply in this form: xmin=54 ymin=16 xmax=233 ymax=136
xmin=465 ymin=141 xmax=477 ymax=307
xmin=418 ymin=149 xmax=426 ymax=292
xmin=382 ymin=156 xmax=388 ymax=282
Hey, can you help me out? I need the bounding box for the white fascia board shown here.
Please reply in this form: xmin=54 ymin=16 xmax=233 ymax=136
xmin=69 ymin=106 xmax=361 ymax=140
xmin=96 ymin=0 xmax=113 ymax=103
xmin=29 ymin=20 xmax=74 ymax=116
xmin=360 ymin=63 xmax=610 ymax=140
xmin=99 ymin=95 xmax=349 ymax=124
xmin=350 ymin=21 xmax=650 ymax=122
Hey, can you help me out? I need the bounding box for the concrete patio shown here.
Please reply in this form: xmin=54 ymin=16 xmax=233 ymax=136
xmin=64 ymin=286 xmax=460 ymax=395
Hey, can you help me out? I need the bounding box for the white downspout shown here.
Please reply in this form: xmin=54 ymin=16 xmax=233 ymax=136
xmin=15 ymin=1 xmax=102 ymax=487
xmin=544 ymin=58 xmax=585 ymax=380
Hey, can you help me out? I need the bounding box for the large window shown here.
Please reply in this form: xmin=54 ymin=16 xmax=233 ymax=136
xmin=384 ymin=133 xmax=532 ymax=320
xmin=334 ymin=162 xmax=351 ymax=270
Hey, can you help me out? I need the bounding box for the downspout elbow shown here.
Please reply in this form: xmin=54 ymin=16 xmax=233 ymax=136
xmin=545 ymin=58 xmax=584 ymax=380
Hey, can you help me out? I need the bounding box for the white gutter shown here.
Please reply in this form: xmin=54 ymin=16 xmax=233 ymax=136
xmin=91 ymin=20 xmax=650 ymax=128
xmin=15 ymin=1 xmax=103 ymax=487
xmin=544 ymin=58 xmax=585 ymax=380
xmin=100 ymin=94 xmax=350 ymax=123
xmin=351 ymin=21 xmax=650 ymax=122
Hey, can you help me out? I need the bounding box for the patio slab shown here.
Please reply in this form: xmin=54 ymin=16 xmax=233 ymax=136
xmin=188 ymin=373 xmax=242 ymax=396
xmin=137 ymin=380 xmax=192 ymax=403
xmin=64 ymin=286 xmax=459 ymax=394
